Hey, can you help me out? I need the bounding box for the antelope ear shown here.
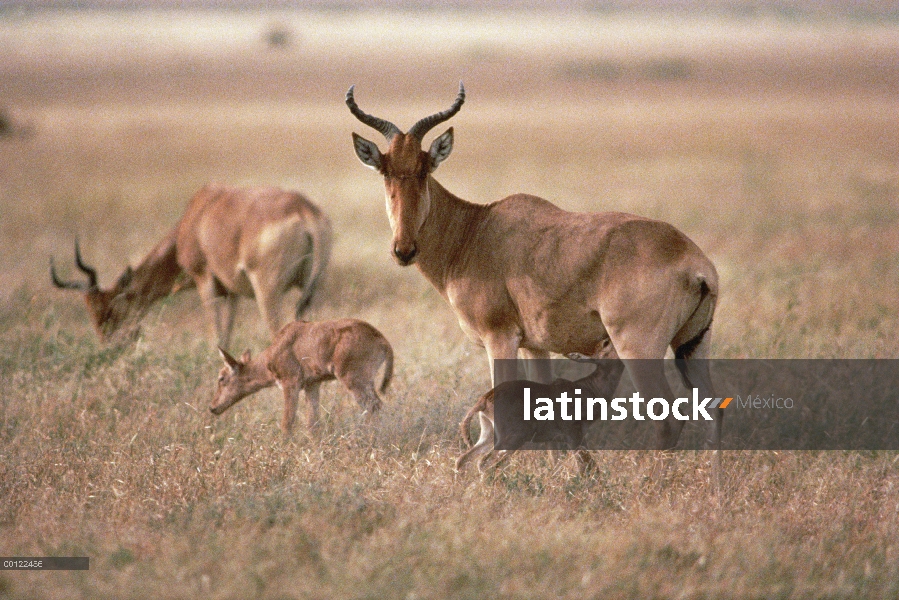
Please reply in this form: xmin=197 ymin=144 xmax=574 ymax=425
xmin=428 ymin=127 xmax=453 ymax=171
xmin=218 ymin=346 xmax=240 ymax=371
xmin=352 ymin=132 xmax=382 ymax=171
xmin=240 ymin=349 xmax=252 ymax=364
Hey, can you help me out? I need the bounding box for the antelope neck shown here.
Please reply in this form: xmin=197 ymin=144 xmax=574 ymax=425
xmin=413 ymin=176 xmax=488 ymax=293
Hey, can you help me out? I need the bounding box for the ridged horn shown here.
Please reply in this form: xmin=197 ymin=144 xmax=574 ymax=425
xmin=407 ymin=82 xmax=465 ymax=142
xmin=345 ymin=85 xmax=402 ymax=142
xmin=74 ymin=239 xmax=99 ymax=289
xmin=50 ymin=257 xmax=88 ymax=291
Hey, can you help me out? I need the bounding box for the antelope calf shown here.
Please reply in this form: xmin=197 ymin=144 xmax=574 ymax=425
xmin=456 ymin=346 xmax=623 ymax=475
xmin=209 ymin=319 xmax=393 ymax=434
xmin=51 ymin=184 xmax=331 ymax=347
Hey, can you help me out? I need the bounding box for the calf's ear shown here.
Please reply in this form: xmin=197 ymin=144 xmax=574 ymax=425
xmin=219 ymin=346 xmax=240 ymax=372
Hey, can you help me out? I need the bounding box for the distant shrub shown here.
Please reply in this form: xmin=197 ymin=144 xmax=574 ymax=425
xmin=264 ymin=24 xmax=295 ymax=50
xmin=644 ymin=58 xmax=692 ymax=81
xmin=565 ymin=60 xmax=622 ymax=81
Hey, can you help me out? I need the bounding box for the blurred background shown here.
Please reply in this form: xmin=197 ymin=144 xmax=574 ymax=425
xmin=2 ymin=5 xmax=899 ymax=597
xmin=1 ymin=0 xmax=897 ymax=357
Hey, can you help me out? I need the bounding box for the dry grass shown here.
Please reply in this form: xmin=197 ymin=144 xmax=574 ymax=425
xmin=1 ymin=7 xmax=899 ymax=599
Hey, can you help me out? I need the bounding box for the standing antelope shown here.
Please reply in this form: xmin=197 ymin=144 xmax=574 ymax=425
xmin=51 ymin=184 xmax=332 ymax=347
xmin=347 ymin=83 xmax=720 ymax=451
xmin=209 ymin=319 xmax=393 ymax=434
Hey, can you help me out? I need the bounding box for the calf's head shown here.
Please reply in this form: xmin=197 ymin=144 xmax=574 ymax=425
xmin=210 ymin=348 xmax=264 ymax=415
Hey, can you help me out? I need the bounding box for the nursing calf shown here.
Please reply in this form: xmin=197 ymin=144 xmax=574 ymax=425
xmin=210 ymin=319 xmax=393 ymax=433
xmin=456 ymin=347 xmax=623 ymax=475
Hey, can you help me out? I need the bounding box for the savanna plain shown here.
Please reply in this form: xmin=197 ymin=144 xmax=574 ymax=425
xmin=1 ymin=7 xmax=898 ymax=599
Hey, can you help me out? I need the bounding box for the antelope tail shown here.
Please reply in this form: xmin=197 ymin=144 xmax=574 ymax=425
xmin=379 ymin=346 xmax=394 ymax=394
xmin=295 ymin=214 xmax=333 ymax=318
xmin=675 ymin=273 xmax=718 ymax=360
xmin=459 ymin=389 xmax=493 ymax=449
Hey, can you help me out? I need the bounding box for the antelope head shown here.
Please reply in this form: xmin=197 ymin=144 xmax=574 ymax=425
xmin=347 ymin=82 xmax=465 ymax=265
xmin=50 ymin=240 xmax=138 ymax=342
xmin=210 ymin=347 xmax=262 ymax=416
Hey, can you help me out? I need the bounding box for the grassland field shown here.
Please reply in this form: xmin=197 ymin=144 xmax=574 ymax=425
xmin=1 ymin=7 xmax=899 ymax=599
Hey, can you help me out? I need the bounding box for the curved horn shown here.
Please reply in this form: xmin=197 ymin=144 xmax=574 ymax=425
xmin=345 ymin=85 xmax=402 ymax=142
xmin=74 ymin=239 xmax=98 ymax=289
xmin=50 ymin=257 xmax=89 ymax=291
xmin=407 ymin=81 xmax=465 ymax=142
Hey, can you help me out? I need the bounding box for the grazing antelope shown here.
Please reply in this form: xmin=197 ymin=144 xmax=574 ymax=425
xmin=456 ymin=346 xmax=623 ymax=475
xmin=209 ymin=319 xmax=393 ymax=434
xmin=51 ymin=184 xmax=332 ymax=347
xmin=347 ymin=83 xmax=720 ymax=452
